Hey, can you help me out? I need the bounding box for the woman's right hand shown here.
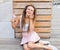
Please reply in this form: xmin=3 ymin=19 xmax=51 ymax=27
xmin=11 ymin=15 xmax=21 ymax=29
xmin=10 ymin=18 xmax=17 ymax=29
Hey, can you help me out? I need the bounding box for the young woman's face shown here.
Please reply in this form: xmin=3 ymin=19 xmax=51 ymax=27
xmin=26 ymin=6 xmax=34 ymax=17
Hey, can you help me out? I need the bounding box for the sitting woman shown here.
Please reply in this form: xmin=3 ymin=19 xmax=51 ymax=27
xmin=11 ymin=5 xmax=58 ymax=50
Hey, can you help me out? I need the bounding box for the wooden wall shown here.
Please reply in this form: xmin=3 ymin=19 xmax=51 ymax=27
xmin=13 ymin=0 xmax=52 ymax=38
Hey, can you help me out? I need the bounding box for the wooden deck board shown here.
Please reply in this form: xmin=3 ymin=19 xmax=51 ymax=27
xmin=0 ymin=32 xmax=60 ymax=50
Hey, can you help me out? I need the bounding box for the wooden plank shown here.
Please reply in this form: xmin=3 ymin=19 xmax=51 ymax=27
xmin=35 ymin=26 xmax=50 ymax=28
xmin=15 ymin=28 xmax=51 ymax=38
xmin=34 ymin=28 xmax=51 ymax=33
xmin=35 ymin=16 xmax=52 ymax=20
xmin=13 ymin=9 xmax=23 ymax=15
xmin=15 ymin=33 xmax=22 ymax=38
xmin=38 ymin=33 xmax=51 ymax=38
xmin=36 ymin=20 xmax=50 ymax=22
xmin=13 ymin=9 xmax=52 ymax=15
xmin=13 ymin=0 xmax=52 ymax=1
xmin=13 ymin=2 xmax=52 ymax=9
xmin=14 ymin=28 xmax=22 ymax=33
xmin=15 ymin=26 xmax=51 ymax=33
xmin=37 ymin=9 xmax=52 ymax=14
xmin=32 ymin=0 xmax=52 ymax=1
xmin=34 ymin=22 xmax=51 ymax=26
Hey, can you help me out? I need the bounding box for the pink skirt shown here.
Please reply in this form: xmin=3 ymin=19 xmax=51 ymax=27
xmin=20 ymin=31 xmax=40 ymax=45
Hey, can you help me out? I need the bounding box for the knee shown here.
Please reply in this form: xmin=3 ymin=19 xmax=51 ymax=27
xmin=23 ymin=44 xmax=30 ymax=50
xmin=23 ymin=47 xmax=28 ymax=50
xmin=28 ymin=42 xmax=34 ymax=49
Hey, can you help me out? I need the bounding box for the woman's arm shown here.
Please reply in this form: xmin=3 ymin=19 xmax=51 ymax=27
xmin=11 ymin=16 xmax=20 ymax=29
xmin=29 ymin=19 xmax=34 ymax=32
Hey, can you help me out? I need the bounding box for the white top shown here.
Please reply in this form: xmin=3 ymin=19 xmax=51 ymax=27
xmin=23 ymin=23 xmax=29 ymax=32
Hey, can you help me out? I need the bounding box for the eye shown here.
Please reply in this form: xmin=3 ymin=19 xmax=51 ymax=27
xmin=27 ymin=8 xmax=30 ymax=10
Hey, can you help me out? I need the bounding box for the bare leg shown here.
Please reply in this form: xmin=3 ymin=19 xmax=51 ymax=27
xmin=23 ymin=44 xmax=31 ymax=50
xmin=28 ymin=42 xmax=52 ymax=50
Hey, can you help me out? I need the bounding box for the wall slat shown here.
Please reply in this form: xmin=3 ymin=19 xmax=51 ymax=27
xmin=13 ymin=9 xmax=52 ymax=15
xmin=13 ymin=0 xmax=52 ymax=2
xmin=34 ymin=28 xmax=51 ymax=33
xmin=35 ymin=22 xmax=51 ymax=26
xmin=35 ymin=16 xmax=52 ymax=20
xmin=15 ymin=33 xmax=22 ymax=38
xmin=13 ymin=2 xmax=52 ymax=9
xmin=15 ymin=27 xmax=51 ymax=33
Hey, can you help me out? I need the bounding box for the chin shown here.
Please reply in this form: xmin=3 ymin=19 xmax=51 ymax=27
xmin=27 ymin=14 xmax=30 ymax=16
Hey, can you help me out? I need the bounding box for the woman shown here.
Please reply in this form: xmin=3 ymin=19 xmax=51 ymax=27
xmin=11 ymin=5 xmax=57 ymax=50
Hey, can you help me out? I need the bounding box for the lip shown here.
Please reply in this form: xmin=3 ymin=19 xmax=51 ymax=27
xmin=27 ymin=12 xmax=31 ymax=14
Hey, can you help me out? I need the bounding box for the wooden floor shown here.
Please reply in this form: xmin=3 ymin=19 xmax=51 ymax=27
xmin=0 ymin=38 xmax=23 ymax=50
xmin=0 ymin=31 xmax=60 ymax=50
xmin=1 ymin=38 xmax=39 ymax=50
xmin=42 ymin=31 xmax=60 ymax=50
